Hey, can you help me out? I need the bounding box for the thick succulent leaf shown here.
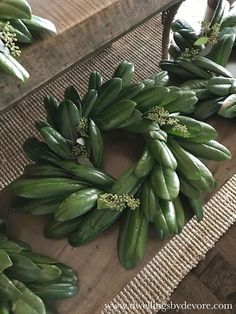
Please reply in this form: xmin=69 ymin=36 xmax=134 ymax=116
xmin=69 ymin=208 xmax=121 ymax=246
xmin=140 ymin=181 xmax=158 ymax=222
xmin=173 ymin=197 xmax=185 ymax=234
xmin=64 ymin=85 xmax=81 ymax=104
xmin=179 ymin=176 xmax=201 ymax=199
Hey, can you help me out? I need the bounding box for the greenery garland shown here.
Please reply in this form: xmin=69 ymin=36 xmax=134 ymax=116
xmin=165 ymin=0 xmax=236 ymax=64
xmin=10 ymin=61 xmax=231 ymax=270
xmin=160 ymin=0 xmax=236 ymax=119
xmin=0 ymin=220 xmax=78 ymax=314
xmin=0 ymin=0 xmax=57 ymax=82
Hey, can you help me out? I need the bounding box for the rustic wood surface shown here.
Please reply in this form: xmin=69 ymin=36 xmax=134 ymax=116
xmin=0 ymin=0 xmax=178 ymax=113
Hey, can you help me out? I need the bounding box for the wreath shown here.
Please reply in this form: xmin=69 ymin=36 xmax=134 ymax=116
xmin=11 ymin=60 xmax=230 ymax=270
xmin=0 ymin=220 xmax=78 ymax=312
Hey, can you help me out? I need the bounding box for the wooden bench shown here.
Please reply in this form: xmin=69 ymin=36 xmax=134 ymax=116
xmin=0 ymin=0 xmax=180 ymax=112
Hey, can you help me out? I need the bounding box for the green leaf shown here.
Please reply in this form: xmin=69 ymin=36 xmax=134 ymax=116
xmin=0 ymin=273 xmax=21 ymax=301
xmin=0 ymin=249 xmax=12 ymax=272
xmin=194 ymin=36 xmax=209 ymax=46
xmin=57 ymin=100 xmax=80 ymax=141
xmin=159 ymin=199 xmax=177 ymax=235
xmin=23 ymin=15 xmax=57 ymax=34
xmin=150 ymin=165 xmax=180 ymax=201
xmin=0 ymin=39 xmax=10 ymax=54
xmin=168 ymin=138 xmax=201 ymax=180
xmin=7 ymin=254 xmax=41 ymax=282
xmin=179 ymin=176 xmax=201 ymax=199
xmin=218 ymin=94 xmax=236 ymax=118
xmin=145 ymin=137 xmax=177 ymax=170
xmin=35 ymin=264 xmax=62 ymax=283
xmin=0 ymin=233 xmax=7 ymax=242
xmin=0 ymin=52 xmax=29 ymax=82
xmin=0 ymin=301 xmax=10 ymax=314
xmin=0 ymin=0 xmax=32 ymax=19
xmin=55 ymin=188 xmax=100 ymax=221
xmin=187 ymin=198 xmax=204 ymax=221
xmin=64 ymin=85 xmax=81 ymax=104
xmin=96 ymin=100 xmax=136 ymax=130
xmin=164 ymin=115 xmax=217 ymax=143
xmin=0 ymin=241 xmax=22 ymax=254
xmin=6 ymin=19 xmax=32 ymax=43
xmin=176 ymin=139 xmax=231 ymax=161
xmin=221 ymin=15 xmax=236 ymax=29
xmin=20 ymin=252 xmax=58 ymax=265
xmin=118 ymin=206 xmax=149 ymax=269
xmin=12 ymin=281 xmax=46 ymax=314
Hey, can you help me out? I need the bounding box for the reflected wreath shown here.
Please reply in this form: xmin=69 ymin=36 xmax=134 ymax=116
xmin=11 ymin=61 xmax=230 ymax=270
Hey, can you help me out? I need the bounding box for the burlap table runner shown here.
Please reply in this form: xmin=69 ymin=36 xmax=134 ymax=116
xmin=0 ymin=14 xmax=236 ymax=314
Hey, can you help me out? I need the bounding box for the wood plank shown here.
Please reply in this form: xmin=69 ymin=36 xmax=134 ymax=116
xmin=167 ymin=274 xmax=232 ymax=314
xmin=0 ymin=0 xmax=179 ymax=113
xmin=216 ymin=224 xmax=236 ymax=266
xmin=194 ymin=252 xmax=236 ymax=310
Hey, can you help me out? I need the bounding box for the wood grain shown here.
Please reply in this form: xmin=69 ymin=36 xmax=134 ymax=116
xmin=167 ymin=274 xmax=232 ymax=314
xmin=0 ymin=0 xmax=179 ymax=112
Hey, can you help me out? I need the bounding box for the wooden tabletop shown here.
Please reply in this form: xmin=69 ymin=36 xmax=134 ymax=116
xmin=0 ymin=0 xmax=178 ymax=113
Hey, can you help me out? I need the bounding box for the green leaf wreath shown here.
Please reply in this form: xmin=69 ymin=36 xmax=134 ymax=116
xmin=10 ymin=61 xmax=231 ymax=270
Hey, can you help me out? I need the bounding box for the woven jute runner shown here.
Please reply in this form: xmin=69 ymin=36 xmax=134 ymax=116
xmin=1 ymin=13 xmax=236 ymax=314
